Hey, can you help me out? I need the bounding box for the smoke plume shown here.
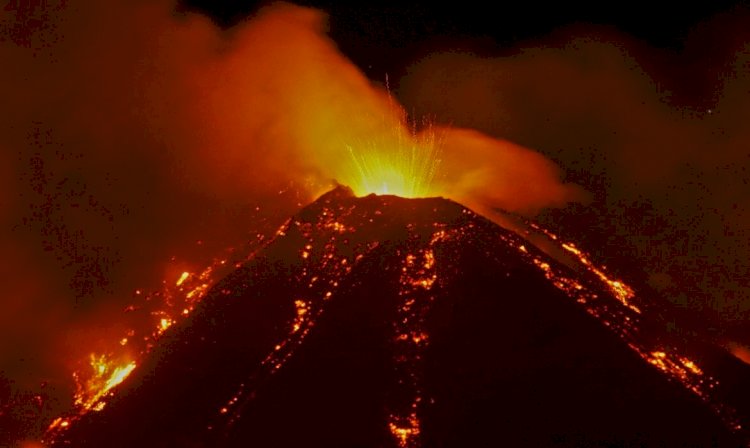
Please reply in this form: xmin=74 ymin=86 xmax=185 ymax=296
xmin=398 ymin=9 xmax=750 ymax=337
xmin=0 ymin=0 xmax=578 ymax=403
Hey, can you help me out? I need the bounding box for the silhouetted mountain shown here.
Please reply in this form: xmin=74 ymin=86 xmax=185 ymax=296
xmin=53 ymin=186 xmax=744 ymax=447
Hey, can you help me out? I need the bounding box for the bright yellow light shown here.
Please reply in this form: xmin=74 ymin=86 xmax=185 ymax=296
xmin=159 ymin=318 xmax=173 ymax=332
xmin=74 ymin=354 xmax=136 ymax=412
xmin=176 ymin=271 xmax=190 ymax=286
xmin=104 ymin=362 xmax=136 ymax=391
xmin=341 ymin=127 xmax=440 ymax=198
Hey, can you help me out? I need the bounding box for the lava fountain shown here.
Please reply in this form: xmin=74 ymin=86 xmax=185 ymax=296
xmin=341 ymin=117 xmax=441 ymax=198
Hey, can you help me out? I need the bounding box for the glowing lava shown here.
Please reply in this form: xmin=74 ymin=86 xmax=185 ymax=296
xmin=342 ymin=124 xmax=440 ymax=198
xmin=73 ymin=354 xmax=136 ymax=412
xmin=514 ymin=228 xmax=743 ymax=434
xmin=42 ymin=233 xmax=273 ymax=444
xmin=40 ymin=188 xmax=750 ymax=447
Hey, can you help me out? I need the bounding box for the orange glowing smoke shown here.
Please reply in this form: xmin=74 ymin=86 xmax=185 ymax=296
xmin=398 ymin=27 xmax=750 ymax=336
xmin=174 ymin=2 xmax=581 ymax=208
xmin=0 ymin=0 xmax=583 ymax=392
xmin=560 ymin=241 xmax=639 ymax=314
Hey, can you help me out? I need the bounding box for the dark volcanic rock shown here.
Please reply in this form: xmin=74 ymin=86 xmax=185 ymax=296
xmin=56 ymin=186 xmax=742 ymax=447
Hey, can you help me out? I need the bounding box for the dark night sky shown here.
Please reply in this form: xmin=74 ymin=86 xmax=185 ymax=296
xmin=184 ymin=1 xmax=741 ymax=45
xmin=181 ymin=1 xmax=747 ymax=72
xmin=174 ymin=0 xmax=750 ymax=122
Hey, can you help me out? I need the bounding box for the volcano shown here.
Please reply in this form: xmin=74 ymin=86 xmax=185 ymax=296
xmin=45 ymin=186 xmax=749 ymax=447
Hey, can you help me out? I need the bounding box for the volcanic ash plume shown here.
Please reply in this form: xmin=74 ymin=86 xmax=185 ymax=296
xmin=172 ymin=1 xmax=583 ymax=210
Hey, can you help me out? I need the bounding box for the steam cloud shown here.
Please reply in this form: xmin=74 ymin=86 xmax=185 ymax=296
xmin=0 ymin=0 xmax=579 ymax=400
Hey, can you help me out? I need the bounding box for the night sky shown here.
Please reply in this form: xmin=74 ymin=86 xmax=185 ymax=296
xmin=182 ymin=1 xmax=745 ymax=85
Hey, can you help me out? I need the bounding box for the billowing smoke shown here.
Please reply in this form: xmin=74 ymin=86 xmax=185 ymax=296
xmin=0 ymin=0 xmax=578 ymax=409
xmin=398 ymin=9 xmax=750 ymax=339
xmin=436 ymin=128 xmax=583 ymax=215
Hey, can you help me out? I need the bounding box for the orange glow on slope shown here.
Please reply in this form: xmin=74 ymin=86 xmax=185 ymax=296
xmin=47 ymin=417 xmax=69 ymax=431
xmin=644 ymin=351 xmax=710 ymax=396
xmin=218 ymin=206 xmax=361 ymax=428
xmin=292 ymin=300 xmax=309 ymax=333
xmin=528 ymin=223 xmax=640 ymax=314
xmin=510 ymin=222 xmax=744 ymax=435
xmin=560 ymin=241 xmax=640 ymax=314
xmin=44 ymin=230 xmax=276 ymax=442
xmin=39 ymin=191 xmax=746 ymax=444
xmin=73 ymin=354 xmax=136 ymax=412
xmin=387 ymin=229 xmax=453 ymax=448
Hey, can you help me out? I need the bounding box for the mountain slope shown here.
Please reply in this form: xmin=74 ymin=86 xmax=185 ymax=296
xmin=53 ymin=186 xmax=742 ymax=447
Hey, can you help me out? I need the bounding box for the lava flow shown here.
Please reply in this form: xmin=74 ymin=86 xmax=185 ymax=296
xmin=41 ymin=233 xmax=274 ymax=444
xmin=31 ymin=125 xmax=750 ymax=446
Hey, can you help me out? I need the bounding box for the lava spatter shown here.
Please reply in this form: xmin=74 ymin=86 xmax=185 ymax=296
xmin=42 ymin=227 xmax=275 ymax=444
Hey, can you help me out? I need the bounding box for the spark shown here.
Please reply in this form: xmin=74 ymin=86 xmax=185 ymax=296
xmin=342 ymin=124 xmax=440 ymax=198
xmin=176 ymin=271 xmax=190 ymax=286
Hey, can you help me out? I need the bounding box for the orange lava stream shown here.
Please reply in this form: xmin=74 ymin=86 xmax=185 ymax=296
xmin=43 ymin=231 xmax=275 ymax=444
xmin=218 ymin=205 xmax=364 ymax=432
xmin=514 ymin=224 xmax=744 ymax=435
xmin=560 ymin=241 xmax=640 ymax=314
xmin=73 ymin=354 xmax=137 ymax=411
xmin=387 ymin=228 xmax=453 ymax=448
